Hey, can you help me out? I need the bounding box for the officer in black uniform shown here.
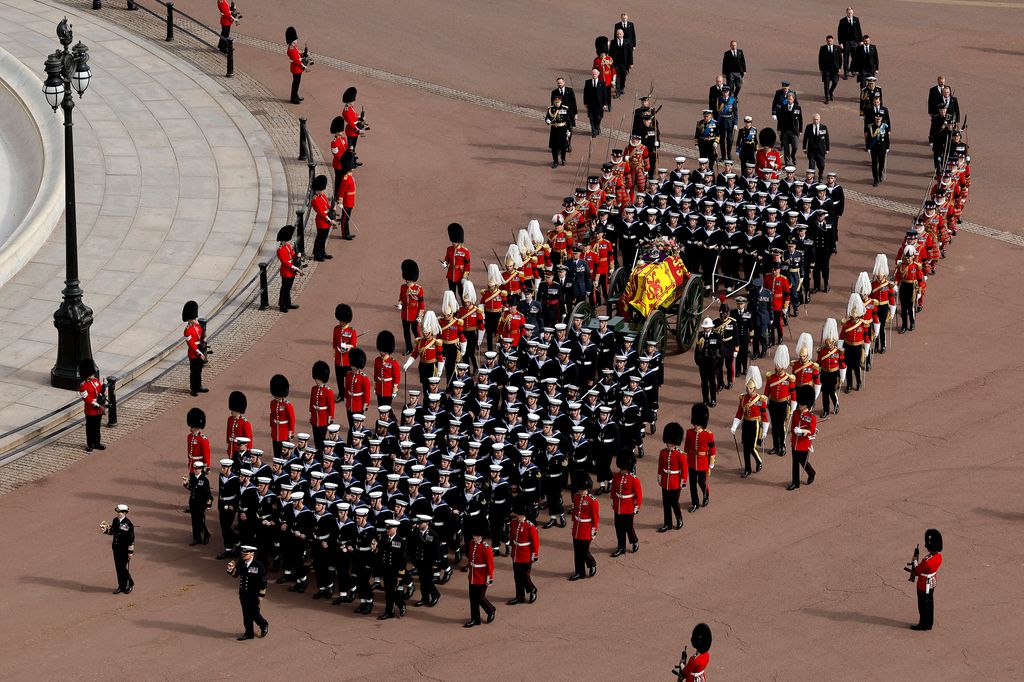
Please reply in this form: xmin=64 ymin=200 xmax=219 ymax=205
xmin=215 ymin=458 xmax=240 ymax=559
xmin=810 ymin=210 xmax=837 ymax=292
xmin=538 ymin=270 xmax=563 ymax=327
xmin=410 ymin=514 xmax=442 ymax=606
xmin=693 ymin=318 xmax=722 ymax=407
xmin=732 ymin=296 xmax=753 ymax=377
xmin=693 ymin=110 xmax=719 ymax=170
xmin=783 ymin=240 xmax=804 ymax=316
xmin=228 ymin=545 xmax=269 ymax=640
xmin=376 ymin=518 xmax=408 ymax=620
xmin=545 ymin=95 xmax=570 ymax=168
xmin=183 ymin=459 xmax=213 ymax=546
xmin=716 ymin=304 xmax=736 ymax=390
xmin=100 ymin=503 xmax=134 ymax=594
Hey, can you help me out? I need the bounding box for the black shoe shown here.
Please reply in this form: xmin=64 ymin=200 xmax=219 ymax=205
xmin=807 ymin=472 xmax=815 ymax=485
xmin=332 ymin=596 xmax=346 ymax=605
xmin=86 ymin=445 xmax=93 ymax=452
xmin=844 ymin=385 xmax=851 ymax=394
xmin=552 ymin=162 xmax=559 ymax=169
xmin=610 ymin=548 xmax=626 ymax=557
xmin=756 ymin=462 xmax=763 ymax=473
xmin=688 ymin=504 xmax=699 ymax=513
xmin=557 ymin=515 xmax=566 ymax=528
xmin=279 ymin=307 xmax=289 ymax=313
xmin=779 ymin=447 xmax=787 ymax=457
xmin=415 ymin=599 xmax=428 ymax=607
xmin=290 ymin=99 xmax=302 ymax=105
xmin=787 ymin=483 xmax=799 ymax=491
xmin=313 ymin=256 xmax=325 ymax=262
xmin=631 ymin=542 xmax=639 ymax=553
xmin=275 ymin=575 xmax=291 ymax=584
xmin=312 ymin=590 xmax=328 ymax=600
xmin=126 ymin=582 xmax=133 ymax=593
xmin=429 ymin=595 xmax=440 ymax=606
xmin=342 ymin=235 xmax=355 ymax=240
xmin=767 ymin=447 xmax=777 ymax=456
xmin=202 ymin=531 xmax=211 ymax=545
xmin=656 ymin=525 xmax=671 ymax=533
xmin=507 ymin=597 xmax=522 ymax=604
xmin=486 ymin=610 xmax=496 ymax=624
xmin=702 ymin=496 xmax=709 ymax=508
xmin=259 ymin=624 xmax=269 ymax=638
xmin=542 ymin=518 xmax=557 ymax=529
xmin=910 ymin=624 xmax=930 ymax=631
xmin=237 ymin=633 xmax=254 ymax=640
xmin=377 ymin=613 xmax=394 ymax=621
xmin=464 ymin=620 xmax=480 ymax=628
xmin=398 ymin=602 xmax=407 ymax=616
xmin=190 ymin=540 xmax=201 ymax=546
xmin=588 ymin=564 xmax=597 ymax=577
xmin=113 ymin=587 xmax=124 ymax=594
xmin=568 ymin=574 xmax=584 ymax=581
xmin=824 ymin=285 xmax=830 ymax=293
xmin=741 ymin=471 xmax=750 ymax=479
xmin=675 ymin=519 xmax=684 ymax=530
xmin=94 ymin=444 xmax=106 ymax=450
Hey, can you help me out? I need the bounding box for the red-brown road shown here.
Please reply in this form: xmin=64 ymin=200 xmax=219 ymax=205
xmin=2 ymin=0 xmax=1022 ymax=678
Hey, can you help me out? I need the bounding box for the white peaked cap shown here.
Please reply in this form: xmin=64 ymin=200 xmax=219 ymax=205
xmin=854 ymin=272 xmax=871 ymax=297
xmin=873 ymin=254 xmax=889 ymax=278
xmin=421 ymin=311 xmax=441 ymax=336
xmin=774 ymin=344 xmax=790 ymax=368
xmin=505 ymin=243 xmax=523 ymax=268
xmin=821 ymin=318 xmax=839 ymax=343
xmin=528 ymin=219 xmax=544 ymax=244
xmin=745 ymin=365 xmax=763 ymax=390
xmin=487 ymin=263 xmax=503 ymax=287
xmin=847 ymin=292 xmax=865 ymax=318
xmin=795 ymin=332 xmax=814 ymax=358
xmin=441 ymin=290 xmax=459 ymax=316
xmin=462 ymin=279 xmax=478 ymax=304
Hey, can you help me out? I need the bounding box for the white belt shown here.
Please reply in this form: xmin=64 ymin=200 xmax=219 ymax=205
xmin=513 ymin=541 xmax=531 ymax=547
xmin=600 ymin=438 xmax=615 ymax=443
xmin=574 ymin=517 xmax=592 ymax=522
xmin=314 ymin=406 xmax=327 ymax=411
xmin=471 ymin=563 xmax=487 ymax=568
xmin=316 ymin=534 xmax=331 ymax=540
xmin=619 ymin=493 xmax=634 ymax=498
xmin=221 ymin=495 xmax=237 ymax=501
xmin=467 ymin=511 xmax=481 ymax=516
xmin=664 ymin=469 xmax=681 ymax=474
xmin=274 ymin=420 xmax=289 ymax=424
xmin=433 ymin=522 xmax=445 ymax=527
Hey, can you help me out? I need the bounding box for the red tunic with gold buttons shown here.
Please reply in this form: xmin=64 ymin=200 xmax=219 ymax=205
xmin=342 ymin=104 xmax=359 ymax=138
xmin=333 ymin=324 xmax=357 ymax=367
xmin=399 ymin=282 xmax=424 ymax=323
xmin=769 ymin=274 xmax=791 ymax=312
xmin=912 ymin=552 xmax=942 ymax=593
xmin=226 ymin=415 xmax=253 ymax=453
xmin=187 ymin=431 xmax=211 ymax=468
xmin=339 ymin=173 xmax=356 ymax=210
xmin=445 ymin=245 xmax=471 ymax=284
xmin=373 ymin=355 xmax=401 ymax=400
xmin=840 ymin=317 xmax=868 ymax=346
xmin=345 ymin=369 xmax=371 ymax=413
xmin=790 ymin=409 xmax=817 ymax=451
xmin=467 ymin=540 xmax=494 ymax=585
xmin=311 ymin=193 xmax=331 ymax=230
xmin=610 ymin=470 xmax=643 ymax=514
xmin=657 ymin=447 xmax=686 ymax=490
xmin=594 ymin=237 xmax=613 ymax=275
xmin=593 ymin=54 xmax=616 ymax=86
xmin=871 ymin=277 xmax=895 ymax=307
xmin=570 ymin=492 xmax=600 ymax=539
xmin=277 ymin=242 xmax=297 ymax=278
xmin=684 ymin=427 xmax=716 ymax=472
xmin=459 ymin=304 xmax=484 ymax=336
xmin=309 ymin=384 xmax=336 ymax=427
xmin=270 ymin=398 xmax=295 ymax=442
xmin=766 ymin=369 xmax=795 ymax=403
xmin=414 ymin=336 xmax=441 ymax=365
xmin=497 ymin=309 xmax=525 ymax=345
xmin=735 ymin=392 xmax=770 ymax=425
xmin=790 ymin=360 xmax=820 ymax=389
xmin=287 ymin=44 xmax=303 ymax=75
xmin=816 ymin=345 xmax=845 ymax=373
xmin=79 ymin=376 xmax=104 ymax=417
xmin=330 ymin=135 xmax=349 ymax=170
xmin=440 ymin=316 xmax=465 ymax=345
xmin=894 ymin=260 xmax=924 ymax=287
xmin=482 ymin=286 xmax=506 ymax=314
xmin=502 ymin=268 xmax=523 ymax=297
xmin=509 ymin=518 xmax=540 ymax=563
xmin=184 ymin=321 xmax=203 ymax=360
xmin=218 ymin=0 xmax=233 ymax=26
xmin=548 ymin=227 xmax=573 ymax=260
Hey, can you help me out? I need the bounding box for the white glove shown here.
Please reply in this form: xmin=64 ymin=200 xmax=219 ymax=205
xmin=793 ymin=427 xmax=807 ymax=436
xmin=873 ymin=322 xmax=880 ymax=335
xmin=888 ymin=303 xmax=896 ymax=315
xmin=814 ymin=384 xmax=821 ymax=399
xmin=789 ymin=400 xmax=796 ymax=412
xmin=403 ymin=356 xmax=415 ymax=371
xmin=837 ymin=340 xmax=845 ymax=350
xmin=730 ymin=418 xmax=740 ymax=434
xmin=460 ymin=341 xmax=467 ymax=355
xmin=655 ymin=141 xmax=660 ymax=148
xmin=772 ymin=114 xmax=778 ymax=121
xmin=396 ymin=303 xmax=403 ymax=310
xmin=839 ymin=367 xmax=847 ymax=383
xmin=477 ymin=330 xmax=484 ymax=345
xmin=339 ymin=343 xmax=352 ymax=352
xmin=923 ymin=276 xmax=928 ymax=281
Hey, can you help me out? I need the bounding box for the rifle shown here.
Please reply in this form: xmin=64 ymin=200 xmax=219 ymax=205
xmin=229 ymin=1 xmax=242 ymax=22
xmin=905 ymin=543 xmax=920 ymax=581
xmin=671 ymin=646 xmax=688 ymax=680
xmin=301 ymin=44 xmax=314 ymax=68
xmin=358 ymin=106 xmax=370 ymax=132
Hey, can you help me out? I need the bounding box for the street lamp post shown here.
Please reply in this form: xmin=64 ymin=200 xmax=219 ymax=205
xmin=44 ymin=18 xmax=95 ymax=390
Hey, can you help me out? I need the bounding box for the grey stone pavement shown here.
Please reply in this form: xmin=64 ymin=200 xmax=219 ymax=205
xmin=0 ymin=0 xmax=288 ymax=449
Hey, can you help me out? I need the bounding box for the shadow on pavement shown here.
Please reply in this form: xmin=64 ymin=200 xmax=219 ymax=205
xmin=802 ymin=606 xmax=908 ymax=629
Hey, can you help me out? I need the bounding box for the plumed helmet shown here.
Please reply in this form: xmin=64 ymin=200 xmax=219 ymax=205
xmin=312 ymin=174 xmax=329 ymax=192
xmin=285 ymin=26 xmax=297 ymax=44
xmin=186 ymin=407 xmax=206 ymax=429
xmin=487 ymin=263 xmax=503 ymax=287
xmin=401 ymin=259 xmax=419 ymax=282
xmin=462 ymin=279 xmax=478 ymax=304
xmin=758 ymin=128 xmax=777 ymax=148
xmin=690 ymin=403 xmax=709 ymax=429
xmin=745 ymin=365 xmax=763 ymax=390
xmin=528 ymin=219 xmax=544 ymax=245
xmin=78 ymin=358 xmax=97 ymax=378
xmin=447 ymin=222 xmax=465 ymax=243
xmin=872 ymin=254 xmax=889 ymax=278
xmin=276 ymin=224 xmax=294 ymax=242
xmin=691 ymin=623 xmax=713 ymax=654
xmin=517 ymin=229 xmax=535 ymax=256
xmin=270 ymin=373 xmax=290 ymax=398
xmin=663 ymin=421 xmax=684 ymax=446
xmin=348 ymin=347 xmax=367 ymax=370
xmin=441 ymin=290 xmax=459 ymax=316
xmin=330 ymin=116 xmax=345 ymax=134
xmin=312 ymin=360 xmax=331 ymax=383
xmin=774 ymin=344 xmax=790 ymax=369
xmin=616 ymin=450 xmax=636 ymax=471
xmin=342 ymin=86 xmax=357 ymax=104
xmin=505 ymin=243 xmax=523 ymax=268
xmin=821 ymin=318 xmax=839 ymax=344
xmin=902 ymin=245 xmax=916 ymax=258
xmin=795 ymin=332 xmax=814 ymax=359
xmin=228 ymin=390 xmax=248 ymax=414
xmin=421 ymin=311 xmax=440 ymax=336
xmin=335 ymin=303 xmax=353 ymax=323
xmin=181 ymin=299 xmax=199 ymax=322
xmin=854 ymin=272 xmax=871 ymax=298
xmin=376 ymin=330 xmax=396 ymax=354
xmin=925 ymin=528 xmax=943 ymax=553
xmin=595 ymin=36 xmax=609 ymax=55
xmin=847 ymin=292 xmax=865 ymax=318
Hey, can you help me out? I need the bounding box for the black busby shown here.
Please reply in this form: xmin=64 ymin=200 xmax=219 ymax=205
xmin=78 ymin=358 xmax=97 ymax=379
xmin=447 ymin=222 xmax=464 ymax=243
xmin=335 ymin=303 xmax=352 ymax=323
xmin=376 ymin=330 xmax=396 ymax=354
xmin=270 ymin=373 xmax=290 ymax=398
xmin=312 ymin=360 xmax=331 ymax=383
xmin=285 ymin=26 xmax=298 ymax=44
xmin=276 ymin=224 xmax=294 ymax=242
xmin=401 ymin=259 xmax=419 ymax=282
xmin=342 ymin=86 xmax=357 ymax=104
xmin=663 ymin=421 xmax=684 ymax=447
xmin=925 ymin=528 xmax=943 ymax=553
xmin=690 ymin=403 xmax=709 ymax=429
xmin=595 ymin=36 xmax=609 ymax=55
xmin=312 ymin=174 xmax=329 ymax=192
xmin=228 ymin=390 xmax=248 ymax=414
xmin=570 ymin=470 xmax=592 ymax=493
xmin=339 ymin=154 xmax=356 ymax=174
xmin=349 ymin=347 xmax=367 ymax=370
xmin=616 ymin=451 xmax=636 ymax=472
xmin=330 ymin=116 xmax=345 ymax=135
xmin=758 ymin=128 xmax=777 ymax=148
xmin=181 ymin=299 xmax=198 ymax=322
xmin=690 ymin=623 xmax=713 ymax=654
xmin=511 ymin=496 xmax=530 ymax=517
xmin=186 ymin=407 xmax=206 ymax=429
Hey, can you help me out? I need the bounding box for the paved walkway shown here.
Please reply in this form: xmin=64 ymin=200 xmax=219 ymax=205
xmin=0 ymin=0 xmax=287 ymax=449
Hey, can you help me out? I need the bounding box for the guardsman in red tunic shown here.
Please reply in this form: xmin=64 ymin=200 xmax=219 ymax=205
xmin=871 ymin=254 xmax=896 ymax=353
xmin=309 ymin=174 xmax=332 ymax=261
xmin=547 ymin=218 xmax=573 ymax=263
xmin=592 ymin=231 xmax=614 ymax=302
xmin=285 ymin=26 xmax=305 ymax=104
xmin=216 ymin=0 xmax=233 ymax=53
xmin=344 ymin=348 xmax=371 ymax=431
xmin=332 ymin=304 xmax=357 ymax=403
xmin=507 ymin=501 xmax=539 ymax=604
xmin=397 ymin=259 xmax=424 ymax=355
xmin=337 ymin=166 xmax=356 ymax=240
xmin=186 ymin=408 xmax=211 ymax=470
xmin=373 ymin=331 xmax=401 ymax=407
xmin=502 ymin=243 xmax=524 ymax=305
xmin=731 ymin=367 xmax=769 ymax=478
xmin=674 ymin=623 xmax=713 ymax=682
xmin=838 ymin=293 xmax=869 ymax=393
xmin=568 ymin=473 xmax=600 ymax=579
xmin=78 ymin=358 xmax=105 ymax=452
xmin=908 ymin=528 xmax=943 ymax=630
xmin=481 ymin=265 xmax=507 ymax=352
xmin=627 ymin=135 xmax=650 ymax=192
xmin=413 ymin=312 xmax=443 ymax=392
xmin=894 ymin=246 xmax=924 ymax=333
xmin=788 ymin=399 xmax=817 ymax=490
xmin=609 ymin=451 xmax=642 ymax=556
xmin=497 ymin=304 xmax=525 ymax=347
xmin=817 ymin=318 xmax=845 ymax=418
xmin=276 ymin=224 xmax=302 ymax=313
xmin=341 ymin=87 xmax=362 ymax=159
xmin=516 ymin=229 xmax=538 ymax=293
xmin=854 ymin=272 xmax=879 ymax=371
xmin=183 ymin=300 xmax=207 ymax=396
xmin=309 ymin=360 xmax=335 ymax=452
xmin=768 ymin=263 xmax=791 ymax=346
xmin=268 ymin=374 xmax=294 ymax=459
xmin=459 ymin=281 xmax=484 ymax=372
xmin=593 ymin=37 xmax=616 ymax=108
xmin=442 ymin=222 xmax=471 ymax=297
xmin=464 ymin=533 xmax=495 ymax=627
xmin=656 ymin=422 xmax=686 ymax=531
xmin=439 ymin=290 xmax=466 ymax=383
xmin=328 ymin=116 xmax=350 ymax=202
xmin=684 ymin=404 xmax=716 ymax=513
xmin=226 ymin=391 xmax=253 ymax=456
xmin=766 ymin=345 xmax=795 ymax=456
xmin=791 ymin=332 xmax=821 ymax=408
xmin=755 ymin=128 xmax=783 ymax=180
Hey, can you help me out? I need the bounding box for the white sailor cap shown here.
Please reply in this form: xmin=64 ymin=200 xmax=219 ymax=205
xmin=327 ymin=423 xmax=342 ymax=433
xmin=240 ymin=545 xmax=257 ymax=553
xmin=257 ymin=476 xmax=272 ymax=484
xmin=355 ymin=507 xmax=370 ymax=517
xmin=296 ymin=432 xmax=311 ymax=440
xmin=385 ymin=519 xmax=401 ymax=527
xmin=219 ymin=458 xmax=234 ymax=467
xmin=233 ymin=436 xmax=251 ymax=444
xmin=239 ymin=468 xmax=254 ymax=477
xmin=292 ymin=491 xmax=305 ymax=500
xmin=115 ymin=503 xmax=129 ymax=512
